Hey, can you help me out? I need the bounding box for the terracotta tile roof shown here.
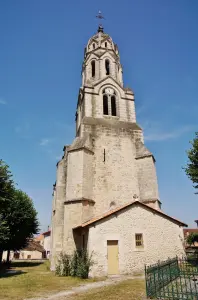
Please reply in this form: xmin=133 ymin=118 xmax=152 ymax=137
xmin=23 ymin=239 xmax=45 ymax=252
xmin=42 ymin=230 xmax=51 ymax=236
xmin=34 ymin=234 xmax=44 ymax=241
xmin=183 ymin=229 xmax=198 ymax=236
xmin=73 ymin=200 xmax=188 ymax=229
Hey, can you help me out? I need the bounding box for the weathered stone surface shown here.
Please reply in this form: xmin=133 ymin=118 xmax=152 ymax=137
xmin=88 ymin=204 xmax=185 ymax=277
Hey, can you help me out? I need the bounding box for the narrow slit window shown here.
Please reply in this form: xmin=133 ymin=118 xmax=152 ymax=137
xmin=105 ymin=42 xmax=107 ymax=48
xmin=103 ymin=149 xmax=106 ymax=162
xmin=91 ymin=60 xmax=95 ymax=77
xmin=105 ymin=59 xmax=110 ymax=75
xmin=93 ymin=43 xmax=95 ymax=49
xmin=135 ymin=234 xmax=143 ymax=247
xmin=103 ymin=95 xmax=108 ymax=115
xmin=111 ymin=96 xmax=116 ymax=116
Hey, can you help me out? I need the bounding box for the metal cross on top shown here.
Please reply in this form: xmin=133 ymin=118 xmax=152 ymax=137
xmin=96 ymin=10 xmax=105 ymax=21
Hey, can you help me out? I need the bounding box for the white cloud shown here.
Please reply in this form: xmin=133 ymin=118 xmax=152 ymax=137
xmin=40 ymin=138 xmax=51 ymax=146
xmin=0 ymin=98 xmax=7 ymax=105
xmin=144 ymin=125 xmax=193 ymax=142
xmin=136 ymin=104 xmax=148 ymax=117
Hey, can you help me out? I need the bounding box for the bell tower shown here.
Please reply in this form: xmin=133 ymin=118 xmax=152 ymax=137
xmin=82 ymin=24 xmax=123 ymax=87
xmin=76 ymin=24 xmax=137 ymax=139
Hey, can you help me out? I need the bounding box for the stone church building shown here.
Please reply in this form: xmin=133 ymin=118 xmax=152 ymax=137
xmin=50 ymin=25 xmax=187 ymax=276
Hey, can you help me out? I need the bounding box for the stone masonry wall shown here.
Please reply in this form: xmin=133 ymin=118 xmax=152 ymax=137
xmin=92 ymin=125 xmax=140 ymax=216
xmin=63 ymin=202 xmax=83 ymax=254
xmin=88 ymin=204 xmax=185 ymax=277
xmin=50 ymin=158 xmax=66 ymax=269
xmin=66 ymin=151 xmax=84 ymax=201
xmin=82 ymin=149 xmax=93 ymax=200
xmin=83 ymin=83 xmax=135 ymax=123
xmin=136 ymin=156 xmax=159 ymax=201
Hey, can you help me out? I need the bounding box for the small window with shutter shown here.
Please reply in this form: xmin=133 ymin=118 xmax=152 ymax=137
xmin=135 ymin=233 xmax=143 ymax=247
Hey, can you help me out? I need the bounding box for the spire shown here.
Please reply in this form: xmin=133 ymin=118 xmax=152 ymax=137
xmin=98 ymin=25 xmax=104 ymax=33
xmin=96 ymin=10 xmax=105 ymax=33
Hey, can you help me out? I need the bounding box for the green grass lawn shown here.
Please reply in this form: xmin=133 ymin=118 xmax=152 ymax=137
xmin=71 ymin=279 xmax=146 ymax=300
xmin=0 ymin=261 xmax=146 ymax=300
xmin=0 ymin=261 xmax=97 ymax=300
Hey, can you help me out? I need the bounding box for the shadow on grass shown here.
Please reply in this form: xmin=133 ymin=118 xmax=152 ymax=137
xmin=0 ymin=260 xmax=44 ymax=278
xmin=11 ymin=261 xmax=44 ymax=268
xmin=0 ymin=270 xmax=26 ymax=278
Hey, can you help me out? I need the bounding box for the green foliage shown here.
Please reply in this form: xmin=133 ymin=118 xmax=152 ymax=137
xmin=0 ymin=159 xmax=39 ymax=261
xmin=55 ymin=263 xmax=61 ymax=276
xmin=70 ymin=250 xmax=78 ymax=277
xmin=0 ymin=160 xmax=14 ymax=247
xmin=0 ymin=219 xmax=9 ymax=244
xmin=6 ymin=189 xmax=39 ymax=251
xmin=0 ymin=159 xmax=15 ymax=203
xmin=186 ymin=233 xmax=198 ymax=245
xmin=55 ymin=249 xmax=94 ymax=279
xmin=75 ymin=249 xmax=94 ymax=279
xmin=55 ymin=252 xmax=71 ymax=276
xmin=184 ymin=132 xmax=198 ymax=193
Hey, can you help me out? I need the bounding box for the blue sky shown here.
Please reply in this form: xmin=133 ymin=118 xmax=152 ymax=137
xmin=0 ymin=1 xmax=198 ymax=232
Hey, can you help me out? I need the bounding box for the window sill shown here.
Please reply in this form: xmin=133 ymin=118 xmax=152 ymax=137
xmin=133 ymin=248 xmax=145 ymax=252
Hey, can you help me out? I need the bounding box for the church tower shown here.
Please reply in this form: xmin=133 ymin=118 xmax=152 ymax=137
xmin=50 ymin=24 xmax=161 ymax=268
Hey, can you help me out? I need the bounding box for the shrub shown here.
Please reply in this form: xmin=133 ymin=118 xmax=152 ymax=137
xmin=62 ymin=253 xmax=71 ymax=276
xmin=55 ymin=252 xmax=71 ymax=276
xmin=70 ymin=250 xmax=78 ymax=277
xmin=75 ymin=249 xmax=94 ymax=279
xmin=55 ymin=262 xmax=61 ymax=276
xmin=55 ymin=249 xmax=94 ymax=279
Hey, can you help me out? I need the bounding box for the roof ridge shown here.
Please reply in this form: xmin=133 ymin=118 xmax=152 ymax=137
xmin=74 ymin=200 xmax=187 ymax=229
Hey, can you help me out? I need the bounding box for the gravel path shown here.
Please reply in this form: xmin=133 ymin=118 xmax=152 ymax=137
xmin=26 ymin=275 xmax=144 ymax=300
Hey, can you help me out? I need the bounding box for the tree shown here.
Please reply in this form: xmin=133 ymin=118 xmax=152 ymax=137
xmin=4 ymin=189 xmax=39 ymax=262
xmin=186 ymin=232 xmax=198 ymax=246
xmin=0 ymin=160 xmax=15 ymax=261
xmin=184 ymin=132 xmax=198 ymax=193
xmin=0 ymin=159 xmax=39 ymax=263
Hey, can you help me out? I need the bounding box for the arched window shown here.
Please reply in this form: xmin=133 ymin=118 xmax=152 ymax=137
xmin=102 ymin=89 xmax=118 ymax=117
xmin=93 ymin=43 xmax=95 ymax=49
xmin=105 ymin=59 xmax=110 ymax=75
xmin=105 ymin=42 xmax=107 ymax=48
xmin=103 ymin=95 xmax=108 ymax=115
xmin=111 ymin=96 xmax=116 ymax=116
xmin=91 ymin=60 xmax=95 ymax=77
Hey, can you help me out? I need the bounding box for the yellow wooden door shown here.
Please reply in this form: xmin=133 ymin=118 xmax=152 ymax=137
xmin=107 ymin=240 xmax=119 ymax=275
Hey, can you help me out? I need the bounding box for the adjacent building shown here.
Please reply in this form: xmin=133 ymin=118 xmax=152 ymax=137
xmin=35 ymin=229 xmax=51 ymax=259
xmin=2 ymin=239 xmax=45 ymax=261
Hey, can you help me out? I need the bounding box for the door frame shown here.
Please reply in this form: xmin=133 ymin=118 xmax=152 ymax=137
xmin=107 ymin=240 xmax=119 ymax=275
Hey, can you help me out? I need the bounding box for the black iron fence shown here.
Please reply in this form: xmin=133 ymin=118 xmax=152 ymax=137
xmin=145 ymin=257 xmax=198 ymax=299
